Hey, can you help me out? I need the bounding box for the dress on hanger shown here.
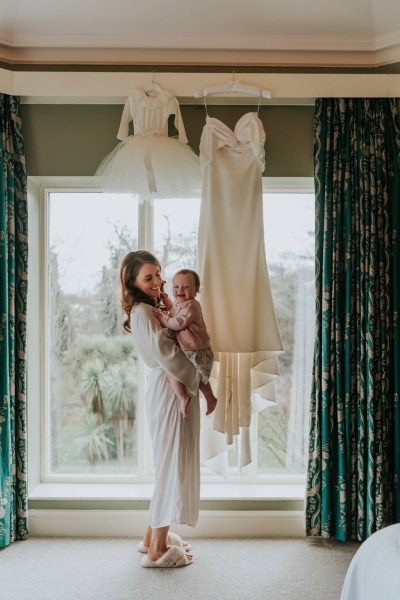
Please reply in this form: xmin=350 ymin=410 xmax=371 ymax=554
xmin=96 ymin=88 xmax=200 ymax=201
xmin=197 ymin=110 xmax=284 ymax=471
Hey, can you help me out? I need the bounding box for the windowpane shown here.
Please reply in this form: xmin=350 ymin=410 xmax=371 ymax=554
xmin=153 ymin=197 xmax=200 ymax=289
xmin=48 ymin=192 xmax=139 ymax=474
xmin=258 ymin=193 xmax=314 ymax=475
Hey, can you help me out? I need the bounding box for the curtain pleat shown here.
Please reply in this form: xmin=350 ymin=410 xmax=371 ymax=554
xmin=306 ymin=98 xmax=400 ymax=541
xmin=0 ymin=94 xmax=28 ymax=547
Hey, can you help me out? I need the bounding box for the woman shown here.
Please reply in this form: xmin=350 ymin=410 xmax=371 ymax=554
xmin=120 ymin=250 xmax=201 ymax=568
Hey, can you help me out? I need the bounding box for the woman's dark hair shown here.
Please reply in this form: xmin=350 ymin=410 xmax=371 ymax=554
xmin=120 ymin=250 xmax=161 ymax=333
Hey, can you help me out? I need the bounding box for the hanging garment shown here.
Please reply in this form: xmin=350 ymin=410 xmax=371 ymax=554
xmin=96 ymin=88 xmax=200 ymax=201
xmin=197 ymin=111 xmax=284 ymax=471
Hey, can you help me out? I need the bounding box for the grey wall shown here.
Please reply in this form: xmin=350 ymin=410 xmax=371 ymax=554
xmin=20 ymin=104 xmax=314 ymax=177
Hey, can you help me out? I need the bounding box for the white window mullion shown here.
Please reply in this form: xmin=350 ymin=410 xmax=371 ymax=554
xmin=138 ymin=197 xmax=153 ymax=250
xmin=136 ymin=198 xmax=155 ymax=481
xmin=41 ymin=187 xmax=52 ymax=481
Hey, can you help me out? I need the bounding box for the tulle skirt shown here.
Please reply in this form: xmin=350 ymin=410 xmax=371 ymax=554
xmin=96 ymin=135 xmax=201 ymax=201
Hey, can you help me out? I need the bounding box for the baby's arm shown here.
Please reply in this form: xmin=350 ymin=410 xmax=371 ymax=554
xmin=151 ymin=303 xmax=195 ymax=331
xmin=159 ymin=304 xmax=195 ymax=332
xmin=151 ymin=307 xmax=170 ymax=328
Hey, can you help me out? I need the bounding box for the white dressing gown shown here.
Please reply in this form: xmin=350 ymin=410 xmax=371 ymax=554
xmin=197 ymin=112 xmax=284 ymax=471
xmin=340 ymin=524 xmax=400 ymax=600
xmin=96 ymin=88 xmax=200 ymax=202
xmin=131 ymin=303 xmax=201 ymax=528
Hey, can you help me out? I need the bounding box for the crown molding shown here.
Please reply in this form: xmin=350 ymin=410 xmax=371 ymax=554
xmin=0 ymin=47 xmax=382 ymax=68
xmin=0 ymin=28 xmax=13 ymax=45
xmin=0 ymin=32 xmax=387 ymax=51
xmin=1 ymin=31 xmax=400 ymax=67
xmin=374 ymin=31 xmax=400 ymax=50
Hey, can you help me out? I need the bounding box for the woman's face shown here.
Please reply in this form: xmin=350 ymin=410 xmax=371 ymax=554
xmin=133 ymin=262 xmax=162 ymax=299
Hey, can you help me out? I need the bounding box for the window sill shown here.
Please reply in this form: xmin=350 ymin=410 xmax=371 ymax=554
xmin=29 ymin=482 xmax=304 ymax=503
xmin=29 ymin=483 xmax=305 ymax=515
xmin=28 ymin=482 xmax=306 ymax=537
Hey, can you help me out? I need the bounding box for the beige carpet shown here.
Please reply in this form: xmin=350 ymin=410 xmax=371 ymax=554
xmin=0 ymin=537 xmax=359 ymax=600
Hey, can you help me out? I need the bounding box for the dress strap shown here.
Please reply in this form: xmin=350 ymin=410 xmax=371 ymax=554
xmin=257 ymin=93 xmax=263 ymax=114
xmin=203 ymin=96 xmax=209 ymax=117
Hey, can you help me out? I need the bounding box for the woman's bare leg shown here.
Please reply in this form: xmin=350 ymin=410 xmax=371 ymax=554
xmin=166 ymin=373 xmax=191 ymax=418
xmin=199 ymin=381 xmax=217 ymax=415
xmin=143 ymin=525 xmax=152 ymax=548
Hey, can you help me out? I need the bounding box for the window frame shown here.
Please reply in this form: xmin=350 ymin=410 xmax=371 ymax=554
xmin=27 ymin=176 xmax=314 ymax=497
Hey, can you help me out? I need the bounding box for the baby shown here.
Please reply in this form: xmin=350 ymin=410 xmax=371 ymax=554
xmin=152 ymin=269 xmax=217 ymax=418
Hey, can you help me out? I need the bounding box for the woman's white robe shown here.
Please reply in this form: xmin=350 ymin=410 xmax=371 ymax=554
xmin=131 ymin=303 xmax=200 ymax=528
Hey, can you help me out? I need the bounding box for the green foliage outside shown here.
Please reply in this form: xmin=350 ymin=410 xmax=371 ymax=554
xmin=49 ymin=224 xmax=139 ymax=473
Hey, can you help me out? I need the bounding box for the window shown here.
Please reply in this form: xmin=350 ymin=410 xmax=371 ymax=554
xmin=47 ymin=191 xmax=139 ymax=475
xmin=258 ymin=189 xmax=314 ymax=475
xmin=29 ymin=178 xmax=314 ymax=485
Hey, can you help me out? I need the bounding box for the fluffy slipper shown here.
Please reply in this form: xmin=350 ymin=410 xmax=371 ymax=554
xmin=141 ymin=545 xmax=193 ymax=568
xmin=138 ymin=532 xmax=191 ymax=553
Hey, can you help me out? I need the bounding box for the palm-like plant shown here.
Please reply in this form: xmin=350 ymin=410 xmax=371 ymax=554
xmin=68 ymin=335 xmax=136 ymax=377
xmin=66 ymin=335 xmax=101 ymax=382
xmin=81 ymin=359 xmax=108 ymax=421
xmin=75 ymin=414 xmax=114 ymax=468
xmin=105 ymin=363 xmax=137 ymax=464
xmin=115 ymin=336 xmax=137 ymax=361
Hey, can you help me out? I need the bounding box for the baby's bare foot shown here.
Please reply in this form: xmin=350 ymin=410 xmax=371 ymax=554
xmin=206 ymin=395 xmax=217 ymax=416
xmin=179 ymin=395 xmax=191 ymax=418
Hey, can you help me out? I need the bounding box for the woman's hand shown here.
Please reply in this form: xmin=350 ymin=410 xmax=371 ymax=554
xmin=151 ymin=307 xmax=169 ymax=328
xmin=160 ymin=291 xmax=173 ymax=311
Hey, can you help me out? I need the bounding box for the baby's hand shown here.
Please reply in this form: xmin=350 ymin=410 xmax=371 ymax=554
xmin=151 ymin=307 xmax=169 ymax=327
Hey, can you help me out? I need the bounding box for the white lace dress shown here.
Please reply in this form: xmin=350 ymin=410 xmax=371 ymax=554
xmin=96 ymin=88 xmax=200 ymax=201
xmin=197 ymin=112 xmax=284 ymax=472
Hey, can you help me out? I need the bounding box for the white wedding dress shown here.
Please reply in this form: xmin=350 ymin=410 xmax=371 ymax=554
xmin=96 ymin=87 xmax=200 ymax=202
xmin=197 ymin=111 xmax=284 ymax=471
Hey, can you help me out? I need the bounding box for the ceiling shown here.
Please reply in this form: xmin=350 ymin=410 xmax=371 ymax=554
xmin=1 ymin=0 xmax=400 ymax=67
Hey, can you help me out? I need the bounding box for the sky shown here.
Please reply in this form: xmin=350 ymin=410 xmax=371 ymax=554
xmin=49 ymin=192 xmax=314 ymax=295
xmin=49 ymin=192 xmax=137 ymax=295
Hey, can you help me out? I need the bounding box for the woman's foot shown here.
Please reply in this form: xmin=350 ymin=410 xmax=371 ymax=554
xmin=139 ymin=531 xmax=191 ymax=554
xmin=142 ymin=547 xmax=193 ymax=568
xmin=148 ymin=545 xmax=170 ymax=562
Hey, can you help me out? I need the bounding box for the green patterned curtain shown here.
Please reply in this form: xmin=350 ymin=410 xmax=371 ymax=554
xmin=306 ymin=98 xmax=400 ymax=542
xmin=0 ymin=94 xmax=28 ymax=547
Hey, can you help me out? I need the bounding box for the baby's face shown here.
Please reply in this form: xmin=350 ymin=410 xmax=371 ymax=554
xmin=172 ymin=273 xmax=197 ymax=303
